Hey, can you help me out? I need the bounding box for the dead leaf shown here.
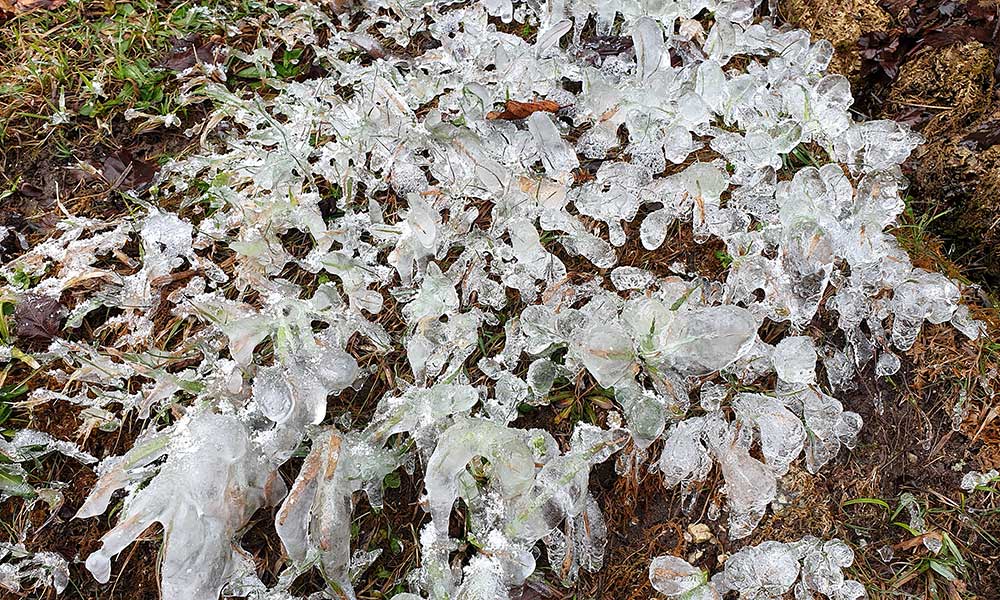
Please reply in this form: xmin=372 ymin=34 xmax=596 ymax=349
xmin=573 ymin=168 xmax=595 ymax=184
xmin=13 ymin=294 xmax=64 ymax=343
xmin=101 ymin=149 xmax=158 ymax=191
xmin=0 ymin=0 xmax=66 ymax=13
xmin=960 ymin=119 xmax=1000 ymax=151
xmin=487 ymin=99 xmax=561 ymax=120
xmin=159 ymin=35 xmax=224 ymax=72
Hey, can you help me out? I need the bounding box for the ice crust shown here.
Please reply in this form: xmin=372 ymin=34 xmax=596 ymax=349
xmin=0 ymin=0 xmax=985 ymax=598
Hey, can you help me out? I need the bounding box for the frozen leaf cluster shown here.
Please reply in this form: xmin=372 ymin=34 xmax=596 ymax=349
xmin=0 ymin=543 xmax=70 ymax=595
xmin=651 ymin=536 xmax=864 ymax=600
xmin=960 ymin=469 xmax=999 ymax=492
xmin=0 ymin=429 xmax=96 ymax=501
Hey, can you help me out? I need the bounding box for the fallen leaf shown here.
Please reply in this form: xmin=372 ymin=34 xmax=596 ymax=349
xmin=487 ymin=99 xmax=561 ymax=120
xmin=0 ymin=0 xmax=66 ymax=13
xmin=13 ymin=294 xmax=64 ymax=343
xmin=101 ymin=149 xmax=158 ymax=191
xmin=159 ymin=35 xmax=224 ymax=72
xmin=960 ymin=119 xmax=1000 ymax=151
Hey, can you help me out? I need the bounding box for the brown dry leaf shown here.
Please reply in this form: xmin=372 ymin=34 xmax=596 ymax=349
xmin=101 ymin=149 xmax=158 ymax=191
xmin=487 ymin=99 xmax=561 ymax=120
xmin=158 ymin=35 xmax=224 ymax=72
xmin=0 ymin=0 xmax=66 ymax=12
xmin=893 ymin=530 xmax=941 ymax=552
xmin=13 ymin=294 xmax=64 ymax=343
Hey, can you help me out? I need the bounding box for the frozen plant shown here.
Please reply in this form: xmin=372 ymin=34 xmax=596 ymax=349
xmin=410 ymin=419 xmax=627 ymax=599
xmin=960 ymin=469 xmax=999 ymax=492
xmin=0 ymin=543 xmax=70 ymax=595
xmin=0 ymin=429 xmax=96 ymax=501
xmin=650 ymin=536 xmax=864 ymax=600
xmin=77 ymin=412 xmax=283 ymax=600
xmin=1 ymin=0 xmax=987 ymax=597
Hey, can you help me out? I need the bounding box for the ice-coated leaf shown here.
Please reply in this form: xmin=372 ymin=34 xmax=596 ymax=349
xmin=658 ymin=305 xmax=758 ymax=374
xmin=81 ymin=413 xmax=278 ymax=600
xmin=273 ymin=428 xmax=396 ymax=598
xmin=772 ymin=336 xmax=817 ymax=386
xmin=527 ymin=112 xmax=579 ymax=177
xmin=651 ymin=535 xmax=864 ymax=600
xmin=733 ymin=393 xmax=805 ymax=476
xmin=0 ymin=544 xmax=70 ymax=595
xmin=649 ymin=555 xmax=716 ymax=599
xmin=572 ymin=320 xmax=636 ymax=388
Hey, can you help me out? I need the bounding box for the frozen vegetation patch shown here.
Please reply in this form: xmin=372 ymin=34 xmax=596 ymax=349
xmin=0 ymin=0 xmax=986 ymax=598
xmin=650 ymin=536 xmax=864 ymax=599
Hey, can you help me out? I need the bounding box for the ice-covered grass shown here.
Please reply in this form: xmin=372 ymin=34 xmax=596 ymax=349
xmin=0 ymin=0 xmax=988 ymax=599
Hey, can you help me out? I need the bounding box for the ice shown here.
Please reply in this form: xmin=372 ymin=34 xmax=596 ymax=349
xmin=80 ymin=413 xmax=277 ymax=600
xmin=414 ymin=419 xmax=624 ymax=597
xmin=960 ymin=469 xmax=999 ymax=492
xmin=527 ymin=112 xmax=579 ymax=178
xmin=7 ymin=0 xmax=984 ymax=597
xmin=388 ymin=194 xmax=441 ymax=286
xmin=527 ymin=358 xmax=559 ymax=397
xmin=890 ymin=271 xmax=960 ymax=351
xmin=424 ymin=418 xmax=538 ymax=533
xmin=733 ymin=394 xmax=805 ymax=476
xmin=719 ymin=541 xmax=800 ymax=597
xmin=875 ymin=351 xmax=901 ymax=377
xmin=572 ymin=320 xmax=636 ymax=388
xmin=508 ymin=218 xmax=567 ymax=287
xmin=950 ymin=305 xmax=984 ymax=340
xmin=655 ymin=306 xmax=758 ymax=375
xmin=272 ymin=428 xmax=397 ymax=599
xmin=403 ymin=262 xmax=459 ymax=323
xmin=0 ymin=544 xmax=70 ymax=595
xmin=699 ymin=382 xmax=727 ymax=412
xmin=649 ymin=556 xmax=715 ymax=599
xmin=365 ymin=383 xmax=479 ymax=458
xmin=650 ymin=535 xmax=862 ymax=600
xmin=658 ymin=417 xmax=713 ymax=487
xmin=711 ymin=425 xmax=777 ymax=538
xmin=0 ymin=430 xmax=97 ymax=501
xmin=772 ymin=336 xmax=817 ymax=386
xmin=793 ymin=387 xmax=862 ymax=473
